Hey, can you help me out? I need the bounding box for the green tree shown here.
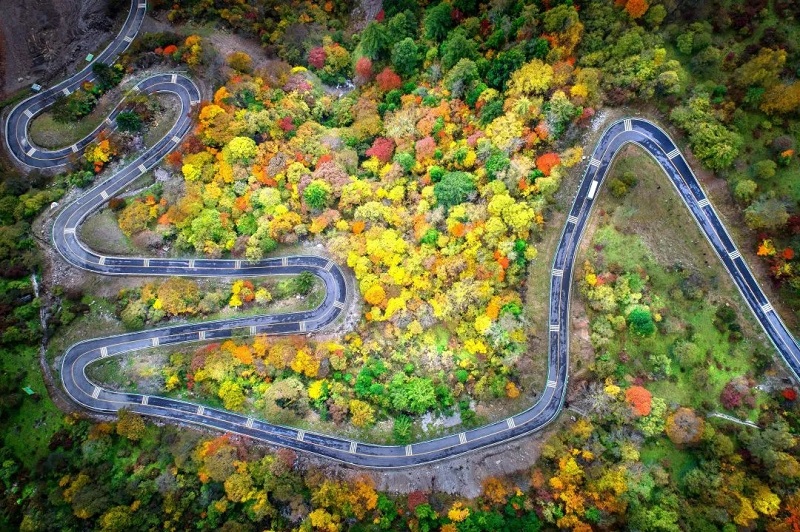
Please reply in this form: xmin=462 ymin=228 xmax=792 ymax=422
xmin=303 ymin=180 xmax=331 ymax=210
xmin=628 ymin=306 xmax=656 ymax=336
xmin=433 ymin=171 xmax=475 ymax=209
xmin=116 ymin=111 xmax=142 ymax=132
xmin=753 ymin=159 xmax=777 ymax=180
xmin=391 ymin=38 xmax=419 ymax=77
xmin=735 ymin=178 xmax=758 ymax=201
xmin=689 ymin=122 xmax=742 ymax=170
xmin=440 ymin=31 xmax=478 ymax=71
xmin=92 ymin=62 xmax=124 ymax=90
xmin=360 ymin=21 xmax=388 ymax=60
xmin=423 ymin=2 xmax=453 ymax=42
xmin=444 ymin=58 xmax=479 ymax=99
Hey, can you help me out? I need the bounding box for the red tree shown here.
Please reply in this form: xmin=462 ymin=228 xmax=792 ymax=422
xmin=376 ymin=67 xmax=402 ymax=92
xmin=308 ymin=47 xmax=326 ymax=69
xmin=366 ymin=137 xmax=395 ymax=163
xmin=536 ymin=152 xmax=561 ymax=176
xmin=625 ymin=0 xmax=649 ymax=18
xmin=355 ymin=57 xmax=373 ymax=85
xmin=625 ymin=386 xmax=652 ymax=416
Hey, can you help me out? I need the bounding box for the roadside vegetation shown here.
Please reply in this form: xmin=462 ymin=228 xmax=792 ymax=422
xmin=3 ymin=0 xmax=800 ymax=531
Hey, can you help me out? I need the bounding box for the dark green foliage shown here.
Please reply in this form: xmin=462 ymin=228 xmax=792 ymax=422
xmin=391 ymin=38 xmax=419 ymax=77
xmin=116 ymin=110 xmax=143 ymax=132
xmin=479 ymin=99 xmax=504 ymax=125
xmin=293 ymin=271 xmax=314 ymax=295
xmin=423 ymin=2 xmax=453 ymax=42
xmin=485 ymin=152 xmax=510 ymax=180
xmin=628 ymin=306 xmax=656 ymax=336
xmin=66 ymin=170 xmax=95 ymax=188
xmin=359 ymin=21 xmax=388 ymax=60
xmin=486 ymin=48 xmax=525 ymax=90
xmin=440 ymin=30 xmax=478 ymax=71
xmin=433 ymin=171 xmax=475 ymax=208
xmin=525 ymin=37 xmax=550 ymax=60
xmin=92 ymin=62 xmax=124 ymax=91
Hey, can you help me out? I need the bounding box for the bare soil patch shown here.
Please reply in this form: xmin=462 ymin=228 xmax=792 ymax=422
xmin=0 ymin=0 xmax=118 ymax=98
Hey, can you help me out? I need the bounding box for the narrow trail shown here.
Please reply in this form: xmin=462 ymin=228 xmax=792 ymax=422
xmin=5 ymin=0 xmax=798 ymax=468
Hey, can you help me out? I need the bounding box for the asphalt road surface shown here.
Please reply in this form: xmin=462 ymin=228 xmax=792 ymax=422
xmin=5 ymin=0 xmax=799 ymax=468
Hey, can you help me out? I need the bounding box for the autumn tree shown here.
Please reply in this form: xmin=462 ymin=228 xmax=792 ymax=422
xmin=625 ymin=386 xmax=653 ymax=416
xmin=116 ymin=409 xmax=146 ymax=441
xmin=226 ymin=51 xmax=252 ymax=73
xmin=665 ymin=407 xmax=704 ymax=445
xmin=624 ymin=0 xmax=649 ymax=18
xmin=507 ymin=59 xmax=554 ymax=97
xmin=157 ymin=277 xmax=200 ymax=315
xmin=376 ymin=67 xmax=402 ymax=92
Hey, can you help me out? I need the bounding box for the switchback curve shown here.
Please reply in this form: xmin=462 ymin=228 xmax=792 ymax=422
xmin=5 ymin=0 xmax=799 ymax=468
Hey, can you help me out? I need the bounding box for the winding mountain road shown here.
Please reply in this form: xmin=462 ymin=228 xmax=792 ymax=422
xmin=5 ymin=0 xmax=799 ymax=468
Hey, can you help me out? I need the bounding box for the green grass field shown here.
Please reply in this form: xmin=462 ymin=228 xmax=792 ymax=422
xmin=576 ymin=145 xmax=777 ymax=422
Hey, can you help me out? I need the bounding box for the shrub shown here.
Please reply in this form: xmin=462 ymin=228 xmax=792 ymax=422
xmin=116 ymin=110 xmax=143 ymax=132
